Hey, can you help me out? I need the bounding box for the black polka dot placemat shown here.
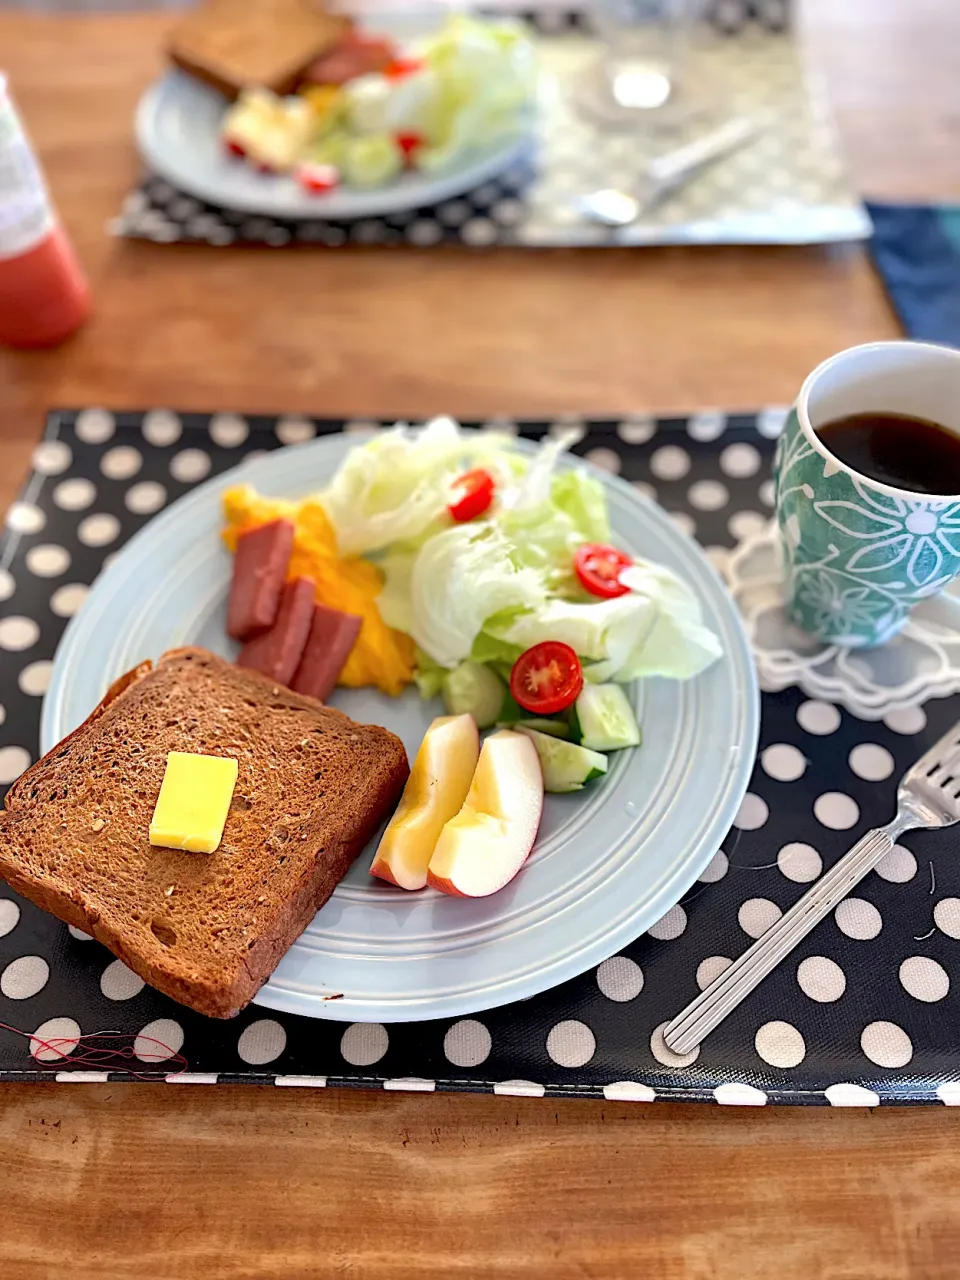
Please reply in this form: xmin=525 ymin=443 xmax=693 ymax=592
xmin=2 ymin=407 xmax=959 ymax=1106
xmin=110 ymin=2 xmax=869 ymax=252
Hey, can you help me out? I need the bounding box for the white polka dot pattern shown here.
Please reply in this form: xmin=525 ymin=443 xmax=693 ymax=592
xmin=814 ymin=792 xmax=859 ymax=830
xmin=596 ymin=956 xmax=644 ymax=1001
xmin=0 ymin=900 xmax=20 ymax=937
xmin=340 ymin=1023 xmax=388 ymax=1067
xmin=6 ymin=502 xmax=45 ymax=534
xmin=1 ymin=955 xmax=49 ymax=999
xmin=546 ymin=1020 xmax=596 ymax=1067
xmin=100 ymin=446 xmax=143 ymax=480
xmin=443 ymin=1020 xmax=492 ymax=1067
xmin=647 ymin=904 xmax=687 ymax=940
xmin=761 ymin=743 xmax=806 ymax=782
xmin=169 ymin=449 xmax=211 ymax=483
xmin=696 ymin=956 xmax=732 ymax=990
xmin=25 ymin=544 xmax=70 ymax=577
xmin=796 ymin=701 xmax=840 ymax=735
xmin=53 ymin=478 xmax=96 ymax=511
xmin=739 ymin=898 xmax=782 ymax=938
xmin=875 ymin=845 xmax=916 ymax=883
xmin=100 ymin=960 xmax=145 ymax=1001
xmin=777 ymin=842 xmax=821 ymax=883
xmin=31 ymin=440 xmax=71 ymax=475
xmin=650 ymin=445 xmax=691 ymax=481
xmin=31 ymin=1018 xmax=81 ymax=1061
xmin=135 ymin=1019 xmax=185 ymax=1063
xmin=849 ymin=744 xmax=895 ymax=782
xmin=899 ymin=957 xmax=949 ymax=1002
xmin=237 ymin=1020 xmax=287 ymax=1064
xmin=141 ymin=410 xmax=181 ymax=447
xmin=934 ymin=898 xmax=960 ymax=939
xmin=797 ymin=956 xmax=845 ymax=1002
xmin=835 ymin=898 xmax=882 ymax=940
xmin=755 ymin=1020 xmax=805 ymax=1068
xmin=861 ymin=1021 xmax=912 ymax=1069
xmin=733 ymin=793 xmax=768 ymax=830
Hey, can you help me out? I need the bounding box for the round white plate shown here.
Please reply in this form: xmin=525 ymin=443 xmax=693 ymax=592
xmin=42 ymin=433 xmax=758 ymax=1022
xmin=135 ymin=70 xmax=531 ymax=221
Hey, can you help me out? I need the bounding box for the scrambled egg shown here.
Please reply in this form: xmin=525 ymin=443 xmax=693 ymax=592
xmin=222 ymin=484 xmax=414 ymax=696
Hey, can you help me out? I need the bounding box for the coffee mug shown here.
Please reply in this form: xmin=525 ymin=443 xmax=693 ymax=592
xmin=774 ymin=341 xmax=960 ymax=647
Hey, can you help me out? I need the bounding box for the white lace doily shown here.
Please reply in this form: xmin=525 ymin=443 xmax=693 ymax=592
xmin=725 ymin=522 xmax=960 ymax=720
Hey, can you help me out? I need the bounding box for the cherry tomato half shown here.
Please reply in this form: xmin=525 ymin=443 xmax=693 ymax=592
xmin=296 ymin=162 xmax=340 ymax=196
xmin=395 ymin=131 xmax=424 ymax=164
xmin=385 ymin=56 xmax=425 ymax=80
xmin=448 ymin=468 xmax=495 ymax=522
xmin=510 ymin=642 xmax=584 ymax=716
xmin=574 ymin=543 xmax=633 ymax=599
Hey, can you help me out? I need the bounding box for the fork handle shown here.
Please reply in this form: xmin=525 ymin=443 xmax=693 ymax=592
xmin=663 ymin=825 xmax=899 ymax=1055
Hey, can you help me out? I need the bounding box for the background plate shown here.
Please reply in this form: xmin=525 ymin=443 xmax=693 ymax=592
xmin=135 ymin=69 xmax=531 ymax=221
xmin=41 ymin=432 xmax=758 ymax=1023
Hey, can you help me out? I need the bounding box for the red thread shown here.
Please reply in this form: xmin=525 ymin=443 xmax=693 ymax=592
xmin=0 ymin=1021 xmax=189 ymax=1081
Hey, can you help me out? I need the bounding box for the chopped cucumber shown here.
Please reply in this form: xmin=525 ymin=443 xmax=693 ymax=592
xmin=415 ymin=667 xmax=445 ymax=699
xmin=574 ymin=683 xmax=641 ymax=752
xmin=515 ymin=727 xmax=608 ymax=793
xmin=441 ymin=661 xmax=504 ymax=728
xmin=498 ymin=718 xmax=571 ymax=740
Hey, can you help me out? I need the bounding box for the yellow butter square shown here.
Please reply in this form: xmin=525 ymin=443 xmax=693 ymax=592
xmin=149 ymin=752 xmax=238 ymax=854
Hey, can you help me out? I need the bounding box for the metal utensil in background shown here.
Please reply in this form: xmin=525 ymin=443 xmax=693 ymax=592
xmin=663 ymin=719 xmax=960 ymax=1055
xmin=577 ymin=114 xmax=760 ymax=226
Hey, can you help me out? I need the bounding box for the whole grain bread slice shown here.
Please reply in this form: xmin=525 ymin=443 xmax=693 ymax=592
xmin=0 ymin=648 xmax=408 ymax=1018
xmin=168 ymin=0 xmax=350 ymax=100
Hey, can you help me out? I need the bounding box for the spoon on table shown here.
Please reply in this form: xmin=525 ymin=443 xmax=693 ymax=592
xmin=576 ymin=115 xmax=761 ymax=228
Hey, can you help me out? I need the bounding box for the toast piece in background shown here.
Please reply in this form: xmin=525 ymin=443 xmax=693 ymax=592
xmin=168 ymin=0 xmax=351 ymax=101
xmin=0 ymin=648 xmax=408 ymax=1018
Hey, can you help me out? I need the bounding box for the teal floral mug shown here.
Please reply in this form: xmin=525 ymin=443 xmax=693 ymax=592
xmin=774 ymin=341 xmax=960 ymax=647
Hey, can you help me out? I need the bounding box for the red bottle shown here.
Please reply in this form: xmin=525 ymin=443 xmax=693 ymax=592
xmin=0 ymin=75 xmax=90 ymax=349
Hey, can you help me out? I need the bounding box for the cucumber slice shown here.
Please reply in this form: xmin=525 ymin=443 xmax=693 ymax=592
xmin=515 ymin=727 xmax=608 ymax=793
xmin=441 ymin=661 xmax=504 ymax=729
xmin=574 ymin=683 xmax=641 ymax=752
xmin=498 ymin=718 xmax=571 ymax=740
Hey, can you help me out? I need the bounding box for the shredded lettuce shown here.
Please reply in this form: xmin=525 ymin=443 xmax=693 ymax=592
xmin=319 ymin=415 xmax=722 ymax=686
xmin=320 ymin=416 xmax=514 ymax=556
xmin=405 ymin=522 xmax=546 ymax=668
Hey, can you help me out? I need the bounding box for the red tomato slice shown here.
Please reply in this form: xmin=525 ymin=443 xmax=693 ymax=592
xmin=448 ymin=468 xmax=495 ymax=522
xmin=395 ymin=131 xmax=424 ymax=163
xmin=224 ymin=137 xmax=246 ymax=159
xmin=296 ymin=163 xmax=340 ymax=195
xmin=574 ymin=543 xmax=633 ymax=599
xmin=385 ymin=56 xmax=425 ymax=80
xmin=510 ymin=642 xmax=584 ymax=716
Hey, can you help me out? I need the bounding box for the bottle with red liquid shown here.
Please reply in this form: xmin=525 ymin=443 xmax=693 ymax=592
xmin=0 ymin=74 xmax=90 ymax=349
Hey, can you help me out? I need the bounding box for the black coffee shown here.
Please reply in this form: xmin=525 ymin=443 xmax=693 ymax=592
xmin=816 ymin=412 xmax=960 ymax=495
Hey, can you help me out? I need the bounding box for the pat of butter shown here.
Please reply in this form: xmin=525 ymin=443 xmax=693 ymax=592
xmin=149 ymin=752 xmax=238 ymax=854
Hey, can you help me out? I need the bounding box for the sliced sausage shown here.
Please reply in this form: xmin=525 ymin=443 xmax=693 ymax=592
xmin=237 ymin=576 xmax=315 ymax=685
xmin=290 ymin=603 xmax=363 ymax=701
xmin=302 ymin=32 xmax=397 ymax=86
xmin=227 ymin=519 xmax=295 ymax=640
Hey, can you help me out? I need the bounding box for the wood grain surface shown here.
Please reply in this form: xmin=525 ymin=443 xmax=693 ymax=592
xmin=1 ymin=2 xmax=959 ymax=1277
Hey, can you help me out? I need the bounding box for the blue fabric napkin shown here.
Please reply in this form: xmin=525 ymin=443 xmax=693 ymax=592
xmin=867 ymin=201 xmax=960 ymax=346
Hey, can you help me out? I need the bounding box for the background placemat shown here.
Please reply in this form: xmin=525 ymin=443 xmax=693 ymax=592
xmin=1 ymin=409 xmax=958 ymax=1105
xmin=112 ymin=7 xmax=869 ymax=249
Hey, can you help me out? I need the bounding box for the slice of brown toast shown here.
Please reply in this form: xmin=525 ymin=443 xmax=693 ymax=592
xmin=0 ymin=648 xmax=408 ymax=1018
xmin=168 ymin=0 xmax=350 ymax=101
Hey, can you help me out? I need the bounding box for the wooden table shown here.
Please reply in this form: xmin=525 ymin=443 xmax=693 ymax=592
xmin=2 ymin=2 xmax=959 ymax=1275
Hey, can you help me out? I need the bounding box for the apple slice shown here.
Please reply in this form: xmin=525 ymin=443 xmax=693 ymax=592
xmin=427 ymin=730 xmax=544 ymax=898
xmin=370 ymin=714 xmax=480 ymax=891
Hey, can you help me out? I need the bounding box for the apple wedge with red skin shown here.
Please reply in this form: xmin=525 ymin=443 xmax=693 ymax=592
xmin=370 ymin=714 xmax=480 ymax=891
xmin=427 ymin=730 xmax=544 ymax=898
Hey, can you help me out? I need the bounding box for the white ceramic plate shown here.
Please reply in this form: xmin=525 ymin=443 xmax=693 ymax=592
xmin=42 ymin=433 xmax=758 ymax=1022
xmin=135 ymin=69 xmax=531 ymax=221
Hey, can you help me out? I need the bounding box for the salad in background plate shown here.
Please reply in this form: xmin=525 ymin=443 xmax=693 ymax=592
xmin=221 ymin=15 xmax=536 ymax=194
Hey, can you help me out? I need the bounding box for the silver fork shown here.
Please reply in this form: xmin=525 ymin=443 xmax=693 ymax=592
xmin=663 ymin=719 xmax=960 ymax=1056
